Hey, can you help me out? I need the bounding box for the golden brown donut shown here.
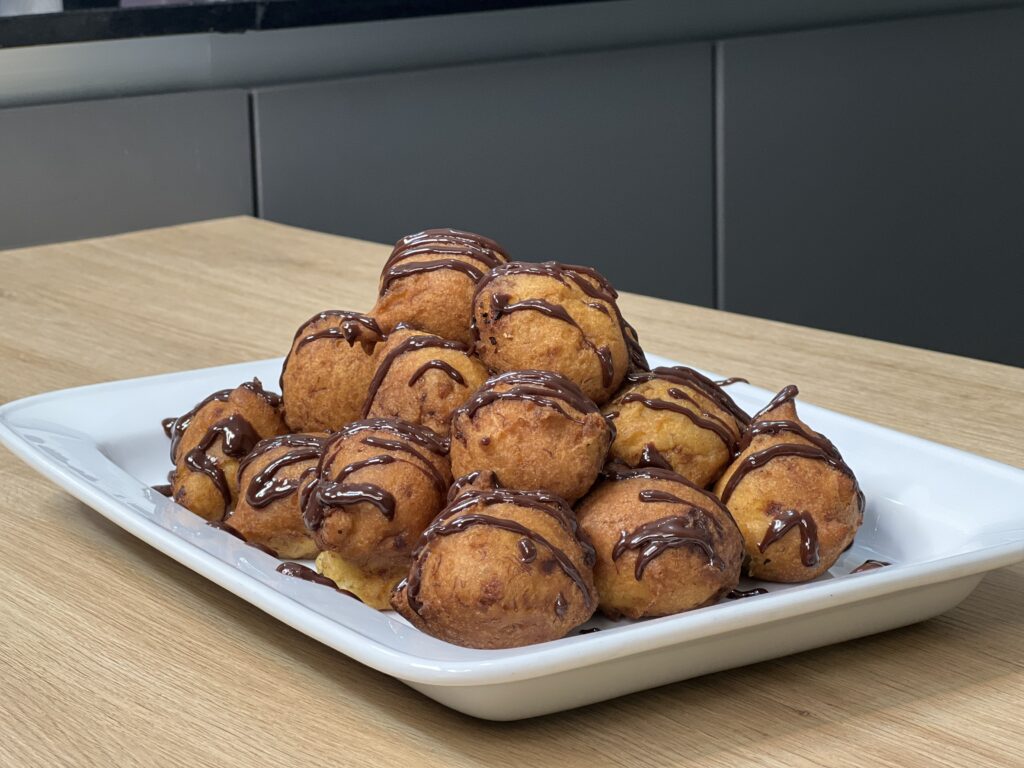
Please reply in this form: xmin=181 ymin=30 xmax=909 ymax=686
xmin=449 ymin=370 xmax=613 ymax=503
xmin=225 ymin=433 xmax=326 ymax=559
xmin=391 ymin=488 xmax=598 ymax=648
xmin=577 ymin=465 xmax=743 ymax=619
xmin=362 ymin=326 xmax=489 ymax=436
xmin=163 ymin=379 xmax=287 ymax=521
xmin=603 ymin=366 xmax=750 ymax=487
xmin=471 ymin=261 xmax=648 ymax=404
xmin=303 ymin=418 xmax=452 ymax=608
xmin=372 ymin=228 xmax=509 ymax=346
xmin=280 ymin=310 xmax=384 ymax=432
xmin=713 ymin=386 xmax=864 ymax=582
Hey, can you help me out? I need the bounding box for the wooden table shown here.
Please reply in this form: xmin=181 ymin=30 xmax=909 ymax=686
xmin=1 ymin=217 xmax=1021 ymax=767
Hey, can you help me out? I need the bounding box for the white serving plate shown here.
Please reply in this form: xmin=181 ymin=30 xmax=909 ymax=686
xmin=2 ymin=354 xmax=1022 ymax=720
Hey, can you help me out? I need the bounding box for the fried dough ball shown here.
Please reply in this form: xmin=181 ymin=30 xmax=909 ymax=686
xmin=303 ymin=418 xmax=452 ymax=608
xmin=577 ymin=465 xmax=743 ymax=619
xmin=164 ymin=379 xmax=287 ymax=522
xmin=713 ymin=386 xmax=864 ymax=582
xmin=225 ymin=433 xmax=326 ymax=559
xmin=604 ymin=366 xmax=750 ymax=487
xmin=449 ymin=370 xmax=613 ymax=504
xmin=372 ymin=228 xmax=509 ymax=346
xmin=280 ymin=310 xmax=384 ymax=432
xmin=391 ymin=488 xmax=598 ymax=648
xmin=471 ymin=262 xmax=647 ymax=404
xmin=362 ymin=327 xmax=489 ymax=437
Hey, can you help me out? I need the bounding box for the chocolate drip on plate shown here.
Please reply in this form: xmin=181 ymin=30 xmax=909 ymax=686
xmin=152 ymin=484 xmax=172 ymax=497
xmin=726 ymin=587 xmax=768 ymax=599
xmin=851 ymin=559 xmax=891 ymax=573
xmin=276 ymin=562 xmax=362 ymax=600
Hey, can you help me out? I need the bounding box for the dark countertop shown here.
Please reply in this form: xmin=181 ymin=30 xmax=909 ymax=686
xmin=0 ymin=0 xmax=599 ymax=49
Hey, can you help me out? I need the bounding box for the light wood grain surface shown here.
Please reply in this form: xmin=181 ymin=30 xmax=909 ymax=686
xmin=1 ymin=217 xmax=1021 ymax=767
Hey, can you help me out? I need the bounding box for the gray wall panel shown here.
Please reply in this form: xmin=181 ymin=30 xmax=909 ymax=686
xmin=254 ymin=43 xmax=714 ymax=306
xmin=0 ymin=90 xmax=252 ymax=250
xmin=720 ymin=8 xmax=1024 ymax=366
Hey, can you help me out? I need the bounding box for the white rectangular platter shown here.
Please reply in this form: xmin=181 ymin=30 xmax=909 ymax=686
xmin=1 ymin=353 xmax=1022 ymax=721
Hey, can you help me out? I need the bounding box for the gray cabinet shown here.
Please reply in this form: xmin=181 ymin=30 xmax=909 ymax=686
xmin=719 ymin=8 xmax=1024 ymax=366
xmin=253 ymin=43 xmax=714 ymax=306
xmin=0 ymin=90 xmax=252 ymax=251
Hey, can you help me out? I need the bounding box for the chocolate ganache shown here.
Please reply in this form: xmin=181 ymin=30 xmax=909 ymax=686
xmin=403 ymin=488 xmax=596 ymax=616
xmin=472 ymin=261 xmax=648 ymax=374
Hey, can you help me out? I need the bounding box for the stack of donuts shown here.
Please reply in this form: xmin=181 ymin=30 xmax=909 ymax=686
xmin=159 ymin=228 xmax=865 ymax=649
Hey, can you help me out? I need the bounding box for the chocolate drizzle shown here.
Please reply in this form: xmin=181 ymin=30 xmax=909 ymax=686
xmin=613 ymin=509 xmax=725 ymax=580
xmin=636 ymin=443 xmax=673 ymax=470
xmin=276 ymin=562 xmax=362 ymax=600
xmin=726 ymin=587 xmax=768 ymax=599
xmin=403 ymin=488 xmax=595 ymax=616
xmin=518 ymin=538 xmax=538 ymax=563
xmin=472 ymin=261 xmax=649 ymax=380
xmin=623 ymin=367 xmax=750 ymax=434
xmin=238 ymin=433 xmax=325 ymax=509
xmin=163 ymin=378 xmax=280 ymax=463
xmin=488 ymin=293 xmax=614 ymax=388
xmin=715 ymin=377 xmax=748 ymax=387
xmin=447 ymin=469 xmax=501 ymax=503
xmin=181 ymin=414 xmax=261 ymax=505
xmin=454 ymin=369 xmax=602 ymax=424
xmin=720 ymin=387 xmax=859 ymax=506
xmin=304 ymin=418 xmax=449 ymax=531
xmin=852 ymin=559 xmax=891 ymax=573
xmin=380 ymin=229 xmax=508 ymax=295
xmin=281 ymin=310 xmax=383 ymax=389
xmin=362 ymin=333 xmax=470 ymax=417
xmin=758 ymin=508 xmax=820 ymax=567
xmin=408 ymin=359 xmax=466 ymax=387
